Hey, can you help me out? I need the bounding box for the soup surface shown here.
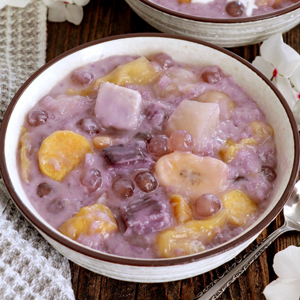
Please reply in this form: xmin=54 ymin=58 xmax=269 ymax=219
xmin=19 ymin=53 xmax=277 ymax=258
xmin=150 ymin=0 xmax=299 ymax=18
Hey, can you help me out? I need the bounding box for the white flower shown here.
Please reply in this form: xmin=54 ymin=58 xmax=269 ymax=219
xmin=42 ymin=0 xmax=90 ymax=25
xmin=0 ymin=0 xmax=32 ymax=9
xmin=252 ymin=34 xmax=300 ymax=126
xmin=263 ymin=246 xmax=300 ymax=300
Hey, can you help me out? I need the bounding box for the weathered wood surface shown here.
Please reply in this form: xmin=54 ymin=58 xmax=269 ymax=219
xmin=46 ymin=1 xmax=300 ymax=299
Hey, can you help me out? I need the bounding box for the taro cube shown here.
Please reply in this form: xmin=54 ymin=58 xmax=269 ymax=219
xmin=95 ymin=82 xmax=142 ymax=130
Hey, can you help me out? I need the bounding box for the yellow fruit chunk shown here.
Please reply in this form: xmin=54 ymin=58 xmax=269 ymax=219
xmin=221 ymin=190 xmax=257 ymax=226
xmin=249 ymin=121 xmax=274 ymax=143
xmin=196 ymin=91 xmax=236 ymax=120
xmin=219 ymin=138 xmax=257 ymax=163
xmin=92 ymin=136 xmax=113 ymax=149
xmin=68 ymin=57 xmax=159 ymax=96
xmin=178 ymin=0 xmax=191 ymax=3
xmin=59 ymin=203 xmax=118 ymax=240
xmin=155 ymin=152 xmax=229 ymax=201
xmin=170 ymin=194 xmax=193 ymax=224
xmin=157 ymin=210 xmax=228 ymax=258
xmin=20 ymin=127 xmax=31 ymax=183
xmin=38 ymin=130 xmax=94 ymax=181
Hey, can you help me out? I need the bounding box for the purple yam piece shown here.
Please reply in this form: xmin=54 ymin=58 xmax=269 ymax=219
xmin=102 ymin=142 xmax=146 ymax=165
xmin=144 ymin=103 xmax=167 ymax=127
xmin=108 ymin=159 xmax=154 ymax=177
xmin=122 ymin=193 xmax=171 ymax=235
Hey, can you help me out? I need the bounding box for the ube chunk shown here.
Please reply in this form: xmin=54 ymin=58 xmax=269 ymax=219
xmin=94 ymin=82 xmax=142 ymax=130
xmin=102 ymin=142 xmax=145 ymax=165
xmin=122 ymin=193 xmax=171 ymax=235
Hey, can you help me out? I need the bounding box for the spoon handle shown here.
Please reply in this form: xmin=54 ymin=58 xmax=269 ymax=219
xmin=194 ymin=224 xmax=294 ymax=300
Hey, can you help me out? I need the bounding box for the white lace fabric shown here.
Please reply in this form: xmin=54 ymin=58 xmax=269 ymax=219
xmin=0 ymin=1 xmax=75 ymax=299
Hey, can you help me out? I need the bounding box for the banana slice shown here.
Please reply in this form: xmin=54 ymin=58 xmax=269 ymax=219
xmin=155 ymin=152 xmax=229 ymax=201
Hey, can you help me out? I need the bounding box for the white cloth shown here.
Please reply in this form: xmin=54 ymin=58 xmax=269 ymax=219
xmin=0 ymin=1 xmax=75 ymax=299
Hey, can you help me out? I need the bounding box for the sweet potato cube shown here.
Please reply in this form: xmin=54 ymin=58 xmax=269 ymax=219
xmin=59 ymin=203 xmax=118 ymax=240
xmin=221 ymin=189 xmax=257 ymax=226
xmin=38 ymin=130 xmax=93 ymax=181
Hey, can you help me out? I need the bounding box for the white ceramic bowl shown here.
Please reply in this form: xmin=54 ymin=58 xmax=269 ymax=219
xmin=0 ymin=34 xmax=299 ymax=283
xmin=126 ymin=0 xmax=300 ymax=47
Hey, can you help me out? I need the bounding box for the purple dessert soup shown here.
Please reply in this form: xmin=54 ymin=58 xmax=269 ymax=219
xmin=150 ymin=0 xmax=299 ymax=19
xmin=18 ymin=53 xmax=277 ymax=259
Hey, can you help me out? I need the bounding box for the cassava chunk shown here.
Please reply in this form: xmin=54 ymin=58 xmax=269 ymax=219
xmin=165 ymin=100 xmax=220 ymax=152
xmin=38 ymin=130 xmax=93 ymax=181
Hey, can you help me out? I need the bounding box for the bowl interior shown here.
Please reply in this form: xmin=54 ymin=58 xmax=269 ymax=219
xmin=2 ymin=35 xmax=299 ymax=264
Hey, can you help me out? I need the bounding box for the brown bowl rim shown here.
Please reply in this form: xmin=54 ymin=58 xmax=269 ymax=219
xmin=0 ymin=33 xmax=299 ymax=267
xmin=138 ymin=0 xmax=300 ymax=23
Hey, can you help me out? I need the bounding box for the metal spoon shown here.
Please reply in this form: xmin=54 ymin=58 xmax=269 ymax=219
xmin=194 ymin=180 xmax=300 ymax=300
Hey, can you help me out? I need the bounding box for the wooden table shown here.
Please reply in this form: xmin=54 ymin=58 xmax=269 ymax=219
xmin=46 ymin=1 xmax=300 ymax=299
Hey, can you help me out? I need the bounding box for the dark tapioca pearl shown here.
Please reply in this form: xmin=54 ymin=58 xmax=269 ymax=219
xmin=135 ymin=171 xmax=158 ymax=193
xmin=27 ymin=110 xmax=48 ymax=126
xmin=76 ymin=117 xmax=101 ymax=135
xmin=47 ymin=198 xmax=66 ymax=214
xmin=225 ymin=1 xmax=245 ymax=17
xmin=151 ymin=53 xmax=174 ymax=69
xmin=201 ymin=66 xmax=224 ymax=84
xmin=36 ymin=182 xmax=52 ymax=197
xmin=261 ymin=166 xmax=277 ymax=182
xmin=112 ymin=177 xmax=135 ymax=199
xmin=148 ymin=135 xmax=169 ymax=157
xmin=80 ymin=169 xmax=102 ymax=192
xmin=168 ymin=130 xmax=194 ymax=152
xmin=193 ymin=194 xmax=222 ymax=219
xmin=71 ymin=69 xmax=94 ymax=86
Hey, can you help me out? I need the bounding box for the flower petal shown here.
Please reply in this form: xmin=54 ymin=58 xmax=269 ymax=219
xmin=260 ymin=34 xmax=300 ymax=77
xmin=273 ymin=245 xmax=300 ymax=279
xmin=66 ymin=4 xmax=83 ymax=25
xmin=292 ymin=99 xmax=300 ymax=130
xmin=263 ymin=278 xmax=300 ymax=300
xmin=74 ymin=0 xmax=90 ymax=6
xmin=290 ymin=64 xmax=300 ymax=91
xmin=274 ymin=76 xmax=297 ymax=109
xmin=252 ymin=56 xmax=274 ymax=80
xmin=48 ymin=2 xmax=67 ymax=22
